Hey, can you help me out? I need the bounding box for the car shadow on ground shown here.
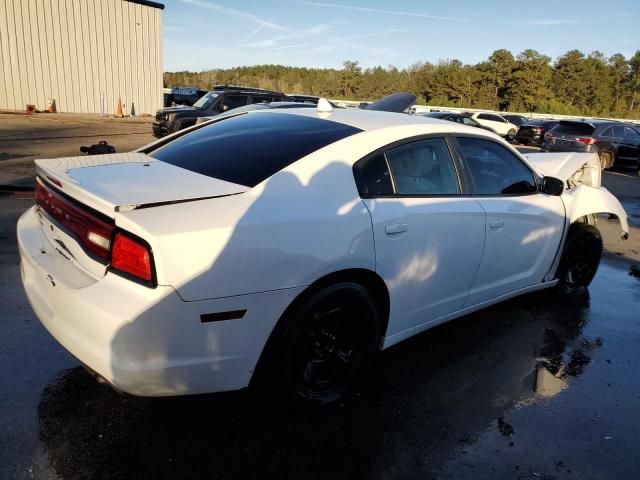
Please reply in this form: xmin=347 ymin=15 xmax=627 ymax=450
xmin=37 ymin=290 xmax=596 ymax=479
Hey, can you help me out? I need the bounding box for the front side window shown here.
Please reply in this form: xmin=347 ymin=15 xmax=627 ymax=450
xmin=386 ymin=139 xmax=459 ymax=195
xmin=222 ymin=95 xmax=247 ymax=111
xmin=457 ymin=137 xmax=537 ymax=195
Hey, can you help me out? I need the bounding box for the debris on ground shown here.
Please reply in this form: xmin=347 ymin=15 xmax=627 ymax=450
xmin=498 ymin=417 xmax=515 ymax=436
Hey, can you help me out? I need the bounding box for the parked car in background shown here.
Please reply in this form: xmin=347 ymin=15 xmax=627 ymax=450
xmin=469 ymin=112 xmax=519 ymax=141
xmin=194 ymin=93 xmax=416 ymax=126
xmin=515 ymin=119 xmax=559 ymax=146
xmin=195 ymin=101 xmax=317 ymax=125
xmin=286 ymin=94 xmax=322 ymax=104
xmin=153 ymin=85 xmax=291 ymax=137
xmin=501 ymin=114 xmax=530 ymax=128
xmin=542 ymin=120 xmax=640 ymax=170
xmin=163 ymin=86 xmax=208 ymax=108
xmin=20 ymin=106 xmax=627 ymax=406
xmin=417 ymin=112 xmax=498 ymax=133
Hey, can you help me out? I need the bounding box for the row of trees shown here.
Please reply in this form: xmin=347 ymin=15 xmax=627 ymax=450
xmin=164 ymin=49 xmax=640 ymax=119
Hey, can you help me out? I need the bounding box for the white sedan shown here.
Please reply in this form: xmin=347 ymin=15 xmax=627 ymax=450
xmin=18 ymin=103 xmax=628 ymax=405
xmin=470 ymin=112 xmax=519 ymax=140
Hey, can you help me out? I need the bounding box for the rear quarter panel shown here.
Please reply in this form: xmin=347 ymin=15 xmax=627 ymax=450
xmin=115 ymin=139 xmax=380 ymax=301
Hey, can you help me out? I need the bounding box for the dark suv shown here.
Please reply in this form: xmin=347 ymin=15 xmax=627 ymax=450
xmin=153 ymin=85 xmax=291 ymax=138
xmin=542 ymin=120 xmax=640 ymax=169
xmin=515 ymin=119 xmax=559 ymax=146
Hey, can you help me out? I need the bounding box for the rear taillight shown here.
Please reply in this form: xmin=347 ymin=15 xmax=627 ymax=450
xmin=36 ymin=176 xmax=114 ymax=259
xmin=531 ymin=127 xmax=543 ymax=132
xmin=576 ymin=137 xmax=596 ymax=145
xmin=111 ymin=232 xmax=153 ymax=282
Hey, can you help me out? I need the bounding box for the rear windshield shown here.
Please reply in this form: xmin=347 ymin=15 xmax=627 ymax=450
xmin=553 ymin=121 xmax=595 ymax=136
xmin=149 ymin=112 xmax=362 ymax=187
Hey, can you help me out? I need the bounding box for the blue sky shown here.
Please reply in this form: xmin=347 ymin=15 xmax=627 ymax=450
xmin=163 ymin=0 xmax=640 ymax=71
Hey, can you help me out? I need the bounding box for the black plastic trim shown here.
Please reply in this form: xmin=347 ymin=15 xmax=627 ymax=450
xmin=200 ymin=310 xmax=247 ymax=323
xmin=124 ymin=0 xmax=164 ymax=10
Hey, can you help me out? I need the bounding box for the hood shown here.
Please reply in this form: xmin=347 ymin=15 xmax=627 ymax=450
xmin=524 ymin=151 xmax=601 ymax=183
xmin=35 ymin=153 xmax=249 ymax=216
xmin=161 ymin=105 xmax=197 ymax=114
xmin=363 ymin=92 xmax=417 ymax=113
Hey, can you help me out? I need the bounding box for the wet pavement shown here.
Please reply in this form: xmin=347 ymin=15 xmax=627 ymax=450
xmin=1 ymin=179 xmax=640 ymax=479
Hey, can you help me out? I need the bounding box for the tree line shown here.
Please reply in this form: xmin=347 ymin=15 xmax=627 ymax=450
xmin=164 ymin=49 xmax=640 ymax=119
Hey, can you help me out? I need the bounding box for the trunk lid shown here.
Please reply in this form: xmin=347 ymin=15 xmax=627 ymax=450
xmin=34 ymin=152 xmax=249 ymax=280
xmin=35 ymin=152 xmax=249 ymax=217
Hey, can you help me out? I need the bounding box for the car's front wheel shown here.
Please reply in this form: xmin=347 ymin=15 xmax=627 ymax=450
xmin=279 ymin=282 xmax=380 ymax=406
xmin=556 ymin=224 xmax=603 ymax=293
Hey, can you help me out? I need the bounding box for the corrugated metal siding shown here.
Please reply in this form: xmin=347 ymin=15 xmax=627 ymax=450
xmin=0 ymin=0 xmax=163 ymax=115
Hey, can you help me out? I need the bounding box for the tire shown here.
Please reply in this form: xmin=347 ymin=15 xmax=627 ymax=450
xmin=556 ymin=224 xmax=603 ymax=294
xmin=506 ymin=129 xmax=517 ymax=142
xmin=598 ymin=151 xmax=613 ymax=170
xmin=276 ymin=282 xmax=380 ymax=406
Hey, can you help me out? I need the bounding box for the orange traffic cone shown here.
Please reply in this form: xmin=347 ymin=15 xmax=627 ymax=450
xmin=115 ymin=97 xmax=124 ymax=118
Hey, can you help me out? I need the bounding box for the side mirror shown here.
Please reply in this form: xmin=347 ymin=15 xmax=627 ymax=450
xmin=80 ymin=146 xmax=89 ymax=153
xmin=540 ymin=176 xmax=564 ymax=196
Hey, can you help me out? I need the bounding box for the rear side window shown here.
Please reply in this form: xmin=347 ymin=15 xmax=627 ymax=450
xmin=353 ymin=153 xmax=393 ymax=196
xmin=479 ymin=114 xmax=503 ymax=122
xmin=386 ymin=139 xmax=459 ymax=195
xmin=457 ymin=137 xmax=537 ymax=195
xmin=150 ymin=112 xmax=361 ymax=187
xmin=625 ymin=126 xmax=640 ymax=140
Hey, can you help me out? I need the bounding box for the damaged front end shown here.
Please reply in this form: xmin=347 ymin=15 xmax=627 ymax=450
xmin=525 ymin=151 xmax=629 ymax=239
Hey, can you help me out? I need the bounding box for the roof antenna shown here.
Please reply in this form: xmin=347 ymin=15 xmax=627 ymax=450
xmin=317 ymin=98 xmax=333 ymax=113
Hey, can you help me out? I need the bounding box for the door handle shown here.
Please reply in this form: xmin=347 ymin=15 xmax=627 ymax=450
xmin=489 ymin=219 xmax=505 ymax=230
xmin=385 ymin=223 xmax=408 ymax=235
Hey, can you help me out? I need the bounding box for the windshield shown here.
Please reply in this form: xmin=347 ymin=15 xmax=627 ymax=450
xmin=193 ymin=92 xmax=219 ymax=109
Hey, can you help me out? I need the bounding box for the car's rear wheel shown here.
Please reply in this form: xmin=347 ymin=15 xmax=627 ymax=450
xmin=598 ymin=151 xmax=613 ymax=170
xmin=278 ymin=282 xmax=380 ymax=406
xmin=556 ymin=224 xmax=602 ymax=294
xmin=506 ymin=129 xmax=517 ymax=142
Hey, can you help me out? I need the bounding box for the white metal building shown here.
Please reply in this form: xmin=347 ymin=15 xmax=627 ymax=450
xmin=0 ymin=0 xmax=164 ymax=115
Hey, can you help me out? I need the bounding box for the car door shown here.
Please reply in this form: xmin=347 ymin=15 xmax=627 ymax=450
xmin=477 ymin=114 xmax=507 ymax=135
xmin=621 ymin=126 xmax=640 ymax=160
xmin=356 ymin=137 xmax=486 ymax=336
xmin=454 ymin=136 xmax=565 ymax=306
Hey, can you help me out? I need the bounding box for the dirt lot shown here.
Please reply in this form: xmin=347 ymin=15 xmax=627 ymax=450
xmin=0 ymin=113 xmax=156 ymax=187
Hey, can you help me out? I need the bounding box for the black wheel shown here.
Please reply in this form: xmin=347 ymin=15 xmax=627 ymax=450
xmin=280 ymin=283 xmax=379 ymax=406
xmin=598 ymin=151 xmax=613 ymax=170
xmin=556 ymin=224 xmax=603 ymax=293
xmin=506 ymin=129 xmax=517 ymax=142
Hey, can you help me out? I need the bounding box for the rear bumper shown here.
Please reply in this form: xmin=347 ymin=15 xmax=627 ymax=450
xmin=18 ymin=206 xmax=301 ymax=396
xmin=516 ymin=133 xmax=543 ymax=145
xmin=542 ymin=142 xmax=593 ymax=153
